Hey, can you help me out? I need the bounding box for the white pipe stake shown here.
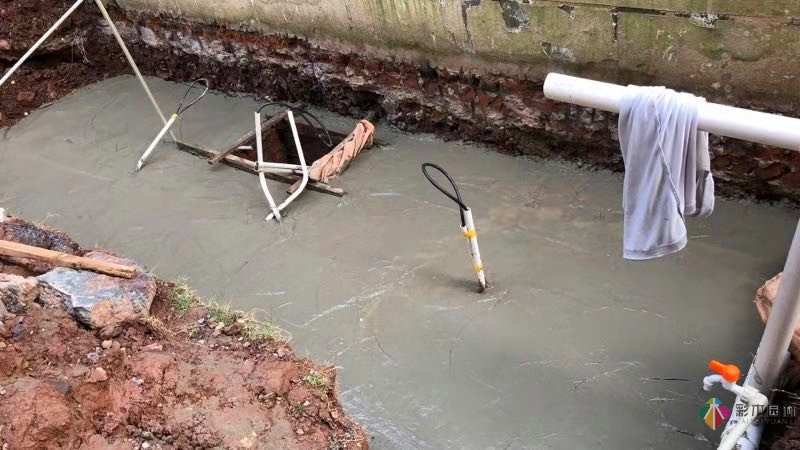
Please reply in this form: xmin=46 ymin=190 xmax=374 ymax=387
xmin=462 ymin=208 xmax=487 ymax=291
xmin=93 ymin=0 xmax=176 ymax=142
xmin=136 ymin=114 xmax=177 ymax=171
xmin=266 ymin=111 xmax=309 ymax=222
xmin=543 ymin=73 xmax=800 ymax=151
xmin=255 ymin=111 xmax=282 ymax=221
xmin=0 ymin=0 xmax=87 ymax=88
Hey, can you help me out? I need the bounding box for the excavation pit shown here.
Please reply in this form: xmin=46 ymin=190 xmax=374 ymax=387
xmin=3 ymin=0 xmax=800 ymax=447
xmin=1 ymin=76 xmax=797 ymax=448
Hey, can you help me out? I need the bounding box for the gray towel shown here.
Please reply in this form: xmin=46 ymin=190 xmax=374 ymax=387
xmin=618 ymin=86 xmax=715 ymax=260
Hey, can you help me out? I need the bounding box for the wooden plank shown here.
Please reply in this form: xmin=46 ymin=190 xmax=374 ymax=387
xmin=276 ymin=173 xmax=344 ymax=197
xmin=287 ymin=179 xmax=302 ymax=195
xmin=0 ymin=239 xmax=137 ymax=278
xmin=208 ymin=111 xmax=288 ymax=165
xmin=176 ymin=141 xmax=345 ymax=197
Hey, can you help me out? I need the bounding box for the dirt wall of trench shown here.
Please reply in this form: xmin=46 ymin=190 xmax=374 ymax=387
xmin=77 ymin=10 xmax=800 ymax=202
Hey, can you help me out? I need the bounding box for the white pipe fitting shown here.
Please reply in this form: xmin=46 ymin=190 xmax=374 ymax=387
xmin=255 ymin=111 xmax=282 ymax=221
xmin=702 ymin=371 xmax=768 ymax=450
xmin=255 ymin=110 xmax=309 ymax=223
xmin=718 ymin=384 xmax=768 ymax=450
xmin=702 ymin=374 xmax=726 ymax=392
xmin=266 ymin=111 xmax=309 ymax=222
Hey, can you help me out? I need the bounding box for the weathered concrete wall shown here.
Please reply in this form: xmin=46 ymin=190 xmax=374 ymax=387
xmin=112 ymin=0 xmax=800 ymax=107
xmin=95 ymin=0 xmax=800 ymax=201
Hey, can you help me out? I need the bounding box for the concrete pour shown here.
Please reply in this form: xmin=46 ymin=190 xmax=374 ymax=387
xmin=1 ymin=76 xmax=798 ymax=449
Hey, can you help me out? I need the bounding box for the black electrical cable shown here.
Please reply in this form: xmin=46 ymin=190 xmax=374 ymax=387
xmin=256 ymin=101 xmax=334 ymax=148
xmin=175 ymin=78 xmax=210 ymax=115
xmin=421 ymin=163 xmax=468 ymax=227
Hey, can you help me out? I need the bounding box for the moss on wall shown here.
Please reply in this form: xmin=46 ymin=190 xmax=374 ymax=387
xmin=467 ymin=2 xmax=616 ymax=65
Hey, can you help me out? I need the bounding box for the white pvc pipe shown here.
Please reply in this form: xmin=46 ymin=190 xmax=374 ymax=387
xmin=266 ymin=111 xmax=309 ymax=222
xmin=462 ymin=208 xmax=487 ymax=291
xmin=703 ymin=373 xmax=769 ymax=450
xmin=258 ymin=162 xmax=305 ymax=170
xmin=136 ymin=113 xmax=177 ymax=171
xmin=543 ymin=73 xmax=800 ymax=151
xmin=544 ymin=72 xmax=800 ymax=450
xmin=93 ymin=0 xmax=176 ymax=142
xmin=0 ymin=0 xmax=87 ymax=87
xmin=719 ymin=392 xmax=769 ymax=450
xmin=731 ymin=225 xmax=800 ymax=432
xmin=258 ymin=167 xmax=302 ymax=175
xmin=722 ymin=352 xmax=788 ymax=450
xmin=255 ymin=111 xmax=282 ymax=221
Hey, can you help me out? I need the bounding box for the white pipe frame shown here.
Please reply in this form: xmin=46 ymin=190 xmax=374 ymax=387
xmin=0 ymin=0 xmax=175 ymax=142
xmin=254 ymin=110 xmax=310 ymax=222
xmin=255 ymin=111 xmax=282 ymax=221
xmin=543 ymin=72 xmax=800 ymax=450
xmin=266 ymin=111 xmax=309 ymax=221
xmin=544 ymin=73 xmax=800 ymax=150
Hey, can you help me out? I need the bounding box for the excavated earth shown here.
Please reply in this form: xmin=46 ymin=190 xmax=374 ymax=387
xmin=0 ymin=0 xmax=95 ymax=58
xmin=0 ymin=217 xmax=367 ymax=449
xmin=0 ymin=0 xmax=126 ymax=127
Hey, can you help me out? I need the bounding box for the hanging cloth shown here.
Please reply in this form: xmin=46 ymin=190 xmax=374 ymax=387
xmin=617 ymin=86 xmax=715 ymax=260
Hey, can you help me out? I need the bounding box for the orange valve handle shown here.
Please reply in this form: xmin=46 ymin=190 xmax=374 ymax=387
xmin=709 ymin=360 xmax=740 ymax=383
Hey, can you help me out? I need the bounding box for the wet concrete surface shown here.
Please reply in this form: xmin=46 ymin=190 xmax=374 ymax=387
xmin=1 ymin=76 xmax=798 ymax=449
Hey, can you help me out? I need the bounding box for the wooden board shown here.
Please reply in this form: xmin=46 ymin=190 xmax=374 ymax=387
xmin=0 ymin=239 xmax=137 ymax=278
xmin=176 ymin=141 xmax=345 ymax=197
xmin=208 ymin=111 xmax=289 ymax=165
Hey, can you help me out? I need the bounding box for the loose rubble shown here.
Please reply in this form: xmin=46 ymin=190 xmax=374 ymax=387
xmin=0 ymin=217 xmax=367 ymax=449
xmin=38 ymin=252 xmax=156 ymax=330
xmin=0 ymin=273 xmax=37 ymax=314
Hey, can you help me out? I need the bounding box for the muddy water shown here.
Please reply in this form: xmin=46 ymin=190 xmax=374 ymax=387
xmin=1 ymin=76 xmax=798 ymax=449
